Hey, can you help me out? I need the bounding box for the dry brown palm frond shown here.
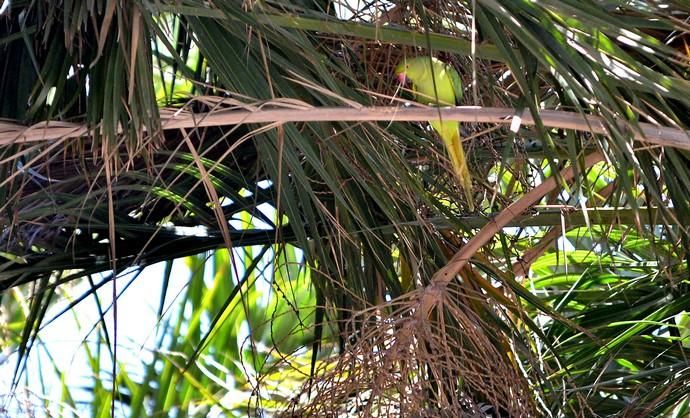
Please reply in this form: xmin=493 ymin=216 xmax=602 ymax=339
xmin=284 ymin=288 xmax=535 ymax=417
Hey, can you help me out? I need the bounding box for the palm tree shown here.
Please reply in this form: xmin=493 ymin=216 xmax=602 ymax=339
xmin=1 ymin=1 xmax=689 ymax=416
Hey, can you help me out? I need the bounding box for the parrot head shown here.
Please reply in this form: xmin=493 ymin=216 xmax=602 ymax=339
xmin=395 ymin=56 xmax=438 ymax=86
xmin=394 ymin=56 xmax=463 ymax=106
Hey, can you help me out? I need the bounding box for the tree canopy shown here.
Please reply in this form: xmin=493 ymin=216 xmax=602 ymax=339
xmin=1 ymin=1 xmax=690 ymax=416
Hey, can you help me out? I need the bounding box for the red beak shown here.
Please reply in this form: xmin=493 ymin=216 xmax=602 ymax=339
xmin=397 ymin=72 xmax=407 ymax=85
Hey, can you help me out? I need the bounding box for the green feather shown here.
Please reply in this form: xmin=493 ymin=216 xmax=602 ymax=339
xmin=396 ymin=56 xmax=474 ymax=210
xmin=396 ymin=56 xmax=462 ymax=106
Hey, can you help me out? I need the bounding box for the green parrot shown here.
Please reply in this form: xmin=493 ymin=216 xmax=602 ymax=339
xmin=395 ymin=56 xmax=474 ymax=210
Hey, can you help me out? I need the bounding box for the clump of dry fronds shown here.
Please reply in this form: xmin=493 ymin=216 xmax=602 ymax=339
xmin=284 ymin=284 xmax=537 ymax=417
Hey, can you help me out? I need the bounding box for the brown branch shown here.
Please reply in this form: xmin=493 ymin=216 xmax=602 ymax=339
xmin=419 ymin=152 xmax=606 ymax=315
xmin=511 ymin=175 xmax=620 ymax=279
xmin=2 ymin=106 xmax=690 ymax=150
